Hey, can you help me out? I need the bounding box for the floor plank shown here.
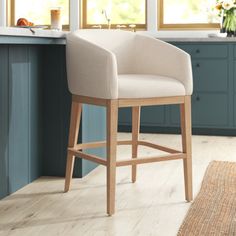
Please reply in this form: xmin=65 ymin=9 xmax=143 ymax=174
xmin=0 ymin=133 xmax=236 ymax=236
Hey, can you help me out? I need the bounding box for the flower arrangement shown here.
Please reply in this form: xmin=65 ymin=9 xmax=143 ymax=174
xmin=215 ymin=0 xmax=236 ymax=35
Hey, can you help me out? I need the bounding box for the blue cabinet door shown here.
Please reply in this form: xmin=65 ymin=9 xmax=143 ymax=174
xmin=8 ymin=45 xmax=30 ymax=193
xmin=170 ymin=93 xmax=228 ymax=127
xmin=192 ymin=59 xmax=228 ymax=92
xmin=119 ymin=106 xmax=165 ymax=127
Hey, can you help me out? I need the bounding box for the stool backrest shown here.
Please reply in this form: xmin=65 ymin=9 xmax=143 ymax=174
xmin=70 ymin=30 xmax=136 ymax=74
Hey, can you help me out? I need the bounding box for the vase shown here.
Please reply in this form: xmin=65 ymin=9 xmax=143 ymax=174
xmin=221 ymin=11 xmax=236 ymax=37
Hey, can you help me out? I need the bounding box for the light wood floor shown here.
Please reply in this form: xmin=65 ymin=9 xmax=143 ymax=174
xmin=1 ymin=133 xmax=236 ymax=236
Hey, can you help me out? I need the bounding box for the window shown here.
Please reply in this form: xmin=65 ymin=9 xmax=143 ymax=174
xmin=82 ymin=0 xmax=146 ymax=29
xmin=9 ymin=0 xmax=69 ymax=28
xmin=159 ymin=0 xmax=220 ymax=29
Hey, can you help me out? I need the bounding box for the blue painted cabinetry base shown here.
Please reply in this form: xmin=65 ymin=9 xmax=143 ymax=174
xmin=0 ymin=45 xmax=43 ymax=198
xmin=0 ymin=44 xmax=105 ymax=200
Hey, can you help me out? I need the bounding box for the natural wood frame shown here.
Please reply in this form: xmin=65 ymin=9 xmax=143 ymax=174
xmin=158 ymin=0 xmax=220 ymax=30
xmin=81 ymin=0 xmax=147 ymax=30
xmin=7 ymin=0 xmax=70 ymax=30
xmin=64 ymin=95 xmax=193 ymax=216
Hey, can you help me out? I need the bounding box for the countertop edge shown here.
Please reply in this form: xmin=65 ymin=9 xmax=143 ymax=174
xmin=0 ymin=35 xmax=66 ymax=45
xmin=156 ymin=37 xmax=236 ymax=42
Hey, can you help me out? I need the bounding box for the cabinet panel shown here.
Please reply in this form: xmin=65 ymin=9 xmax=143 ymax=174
xmin=119 ymin=107 xmax=132 ymax=125
xmin=0 ymin=46 xmax=9 ymax=199
xmin=171 ymin=94 xmax=228 ymax=127
xmin=119 ymin=106 xmax=165 ymax=126
xmin=192 ymin=59 xmax=228 ymax=92
xmin=28 ymin=46 xmax=42 ymax=181
xmin=141 ymin=106 xmax=165 ymax=125
xmin=42 ymin=46 xmax=71 ymax=177
xmin=176 ymin=44 xmax=228 ymax=58
xmin=8 ymin=45 xmax=29 ymax=193
xmin=82 ymin=105 xmax=106 ymax=176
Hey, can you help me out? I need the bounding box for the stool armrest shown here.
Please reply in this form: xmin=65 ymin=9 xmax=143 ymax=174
xmin=133 ymin=34 xmax=193 ymax=95
xmin=66 ymin=34 xmax=118 ymax=99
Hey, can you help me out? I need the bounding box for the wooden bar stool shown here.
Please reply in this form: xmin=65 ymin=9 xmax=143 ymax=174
xmin=65 ymin=30 xmax=193 ymax=216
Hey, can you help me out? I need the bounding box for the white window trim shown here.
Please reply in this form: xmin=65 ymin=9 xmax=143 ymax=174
xmin=0 ymin=0 xmax=219 ymax=36
xmin=70 ymin=0 xmax=80 ymax=31
xmin=147 ymin=0 xmax=157 ymax=32
xmin=0 ymin=0 xmax=7 ymax=26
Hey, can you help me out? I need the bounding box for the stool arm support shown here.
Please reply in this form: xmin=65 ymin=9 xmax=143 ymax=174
xmin=133 ymin=34 xmax=193 ymax=95
xmin=66 ymin=35 xmax=118 ymax=99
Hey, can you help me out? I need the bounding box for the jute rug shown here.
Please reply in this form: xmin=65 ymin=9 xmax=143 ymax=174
xmin=178 ymin=161 xmax=236 ymax=236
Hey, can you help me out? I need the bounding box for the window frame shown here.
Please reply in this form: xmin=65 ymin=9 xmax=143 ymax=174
xmin=81 ymin=0 xmax=147 ymax=30
xmin=158 ymin=0 xmax=220 ymax=30
xmin=7 ymin=0 xmax=70 ymax=30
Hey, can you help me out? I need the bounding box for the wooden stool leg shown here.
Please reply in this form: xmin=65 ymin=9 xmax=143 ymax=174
xmin=132 ymin=106 xmax=140 ymax=183
xmin=106 ymin=100 xmax=118 ymax=216
xmin=64 ymin=100 xmax=82 ymax=192
xmin=180 ymin=96 xmax=193 ymax=202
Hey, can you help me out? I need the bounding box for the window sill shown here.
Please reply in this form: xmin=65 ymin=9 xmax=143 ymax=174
xmin=0 ymin=26 xmax=68 ymax=38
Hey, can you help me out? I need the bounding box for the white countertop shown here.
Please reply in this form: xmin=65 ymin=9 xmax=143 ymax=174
xmin=141 ymin=30 xmax=236 ymax=42
xmin=0 ymin=27 xmax=67 ymax=38
xmin=1 ymin=27 xmax=236 ymax=42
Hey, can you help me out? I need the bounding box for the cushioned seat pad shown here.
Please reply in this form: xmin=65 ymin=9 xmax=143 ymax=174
xmin=118 ymin=74 xmax=186 ymax=99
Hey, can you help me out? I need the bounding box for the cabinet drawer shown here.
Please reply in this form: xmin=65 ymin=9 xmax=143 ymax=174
xmin=192 ymin=59 xmax=228 ymax=92
xmin=176 ymin=44 xmax=228 ymax=58
xmin=118 ymin=106 xmax=165 ymax=125
xmin=170 ymin=93 xmax=228 ymax=127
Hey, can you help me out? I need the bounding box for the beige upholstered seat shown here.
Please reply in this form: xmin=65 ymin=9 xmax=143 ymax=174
xmin=118 ymin=74 xmax=186 ymax=98
xmin=65 ymin=30 xmax=193 ymax=216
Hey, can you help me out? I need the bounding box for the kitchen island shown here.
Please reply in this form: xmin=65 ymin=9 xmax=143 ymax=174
xmin=0 ymin=28 xmax=106 ymax=199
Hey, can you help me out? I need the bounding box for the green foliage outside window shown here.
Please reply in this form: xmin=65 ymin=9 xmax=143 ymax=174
xmin=86 ymin=0 xmax=145 ymax=25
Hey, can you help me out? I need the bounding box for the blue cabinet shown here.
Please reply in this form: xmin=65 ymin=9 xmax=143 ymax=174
xmin=0 ymin=45 xmax=43 ymax=198
xmin=118 ymin=42 xmax=235 ymax=135
xmin=0 ymin=43 xmax=105 ymax=200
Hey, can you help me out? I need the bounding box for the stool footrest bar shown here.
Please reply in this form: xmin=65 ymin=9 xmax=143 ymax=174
xmin=68 ymin=148 xmax=107 ymax=166
xmin=75 ymin=140 xmax=181 ymax=154
xmin=75 ymin=140 xmax=133 ymax=150
xmin=138 ymin=141 xmax=181 ymax=154
xmin=116 ymin=153 xmax=186 ymax=167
